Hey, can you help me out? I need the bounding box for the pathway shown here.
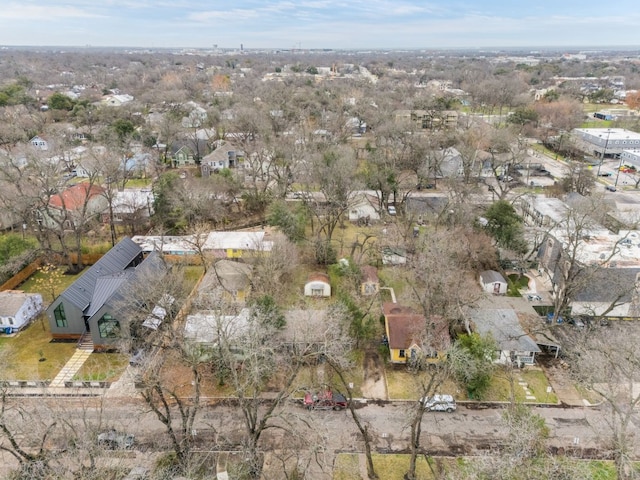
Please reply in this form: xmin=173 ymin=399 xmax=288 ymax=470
xmin=49 ymin=349 xmax=92 ymax=387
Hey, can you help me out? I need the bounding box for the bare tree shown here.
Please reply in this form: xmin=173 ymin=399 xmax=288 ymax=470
xmin=571 ymin=325 xmax=640 ymax=480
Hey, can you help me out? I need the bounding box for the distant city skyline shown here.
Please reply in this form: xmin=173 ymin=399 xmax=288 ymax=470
xmin=2 ymin=1 xmax=639 ymax=50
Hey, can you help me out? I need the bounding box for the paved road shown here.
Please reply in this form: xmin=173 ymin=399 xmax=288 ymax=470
xmin=4 ymin=396 xmax=631 ymax=464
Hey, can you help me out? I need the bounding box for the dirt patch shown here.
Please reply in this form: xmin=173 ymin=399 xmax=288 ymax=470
xmin=361 ymin=348 xmax=387 ymax=400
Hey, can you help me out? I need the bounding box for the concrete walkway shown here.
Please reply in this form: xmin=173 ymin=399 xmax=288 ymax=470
xmin=49 ymin=349 xmax=92 ymax=387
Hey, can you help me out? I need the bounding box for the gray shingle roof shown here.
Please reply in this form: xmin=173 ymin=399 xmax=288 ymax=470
xmin=469 ymin=309 xmax=541 ymax=353
xmin=59 ymin=237 xmax=142 ymax=313
xmin=480 ymin=270 xmax=506 ymax=284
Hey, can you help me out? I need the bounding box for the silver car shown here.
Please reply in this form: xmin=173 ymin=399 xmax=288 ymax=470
xmin=421 ymin=394 xmax=457 ymax=413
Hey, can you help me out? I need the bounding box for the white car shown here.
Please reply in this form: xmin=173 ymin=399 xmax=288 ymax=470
xmin=387 ymin=205 xmax=397 ymax=216
xmin=421 ymin=394 xmax=456 ymax=413
xmin=526 ymin=294 xmax=542 ymax=301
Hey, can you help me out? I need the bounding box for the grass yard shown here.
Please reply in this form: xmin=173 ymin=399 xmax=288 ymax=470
xmin=507 ymin=273 xmax=530 ymax=297
xmin=333 ymin=453 xmax=437 ymax=480
xmin=0 ymin=315 xmax=75 ymax=381
xmin=73 ymin=352 xmax=129 ymax=382
xmin=18 ymin=266 xmax=87 ymax=303
xmin=483 ymin=368 xmax=558 ymax=403
xmin=293 ymin=351 xmax=365 ymax=398
xmin=385 ymin=368 xmax=463 ymax=401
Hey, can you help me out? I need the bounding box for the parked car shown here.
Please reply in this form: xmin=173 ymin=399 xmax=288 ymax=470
xmin=526 ymin=294 xmax=542 ymax=301
xmin=605 ymin=185 xmax=617 ymax=192
xmin=568 ymin=317 xmax=585 ymax=328
xmin=97 ymin=430 xmax=135 ymax=449
xmin=546 ymin=312 xmax=564 ymax=324
xmin=421 ymin=394 xmax=457 ymax=413
xmin=387 ymin=205 xmax=397 ymax=216
xmin=303 ymin=389 xmax=348 ymax=410
xmin=129 ymin=349 xmax=147 ymax=367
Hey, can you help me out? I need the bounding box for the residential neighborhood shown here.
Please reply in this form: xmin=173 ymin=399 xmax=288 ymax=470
xmin=1 ymin=43 xmax=640 ymax=480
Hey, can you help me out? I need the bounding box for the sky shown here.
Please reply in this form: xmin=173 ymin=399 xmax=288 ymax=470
xmin=2 ymin=1 xmax=640 ymax=50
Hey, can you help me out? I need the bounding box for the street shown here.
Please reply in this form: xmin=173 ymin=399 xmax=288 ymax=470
xmin=0 ymin=395 xmax=631 ymax=478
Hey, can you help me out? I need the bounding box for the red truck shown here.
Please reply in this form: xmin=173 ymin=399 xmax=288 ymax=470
xmin=303 ymin=389 xmax=348 ymax=411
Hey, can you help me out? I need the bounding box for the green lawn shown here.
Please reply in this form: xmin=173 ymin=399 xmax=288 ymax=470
xmin=386 ymin=368 xmax=462 ymax=401
xmin=0 ymin=315 xmax=75 ymax=381
xmin=483 ymin=368 xmax=558 ymax=403
xmin=293 ymin=350 xmax=364 ymax=398
xmin=18 ymin=266 xmax=86 ymax=303
xmin=333 ymin=454 xmax=437 ymax=480
xmin=507 ymin=273 xmax=530 ymax=297
xmin=73 ymin=352 xmax=129 ymax=382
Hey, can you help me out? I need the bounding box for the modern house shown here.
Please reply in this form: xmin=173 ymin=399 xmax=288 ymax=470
xmin=0 ymin=291 xmax=44 ymax=333
xmin=304 ymin=273 xmax=331 ymax=297
xmin=479 ymin=270 xmax=508 ymax=295
xmin=382 ymin=303 xmax=450 ymax=365
xmin=46 ymin=237 xmax=164 ymax=350
xmin=468 ymin=308 xmax=541 ymax=366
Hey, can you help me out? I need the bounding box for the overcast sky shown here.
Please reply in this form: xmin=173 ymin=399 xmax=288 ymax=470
xmin=2 ymin=1 xmax=639 ymax=50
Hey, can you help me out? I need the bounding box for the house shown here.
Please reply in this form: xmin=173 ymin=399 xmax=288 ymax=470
xmin=184 ymin=308 xmax=251 ymax=347
xmin=468 ymin=309 xmax=541 ymax=366
xmin=202 ymin=231 xmax=273 ymax=258
xmin=348 ymin=192 xmax=380 ymax=223
xmin=382 ymin=303 xmax=450 ymax=365
xmin=381 ymin=247 xmax=407 ymax=266
xmin=199 ymin=260 xmax=253 ymax=304
xmin=102 ymin=94 xmax=134 ymax=107
xmin=360 ymin=266 xmax=380 ymax=296
xmin=102 ymin=189 xmax=154 ymax=225
xmin=46 ymin=237 xmax=165 ymax=350
xmin=304 ymin=273 xmax=331 ymax=297
xmin=29 ymin=135 xmax=49 ymax=151
xmin=39 ymin=182 xmax=108 ymax=229
xmin=0 ymin=291 xmax=44 ymax=333
xmin=200 ymin=142 xmax=242 ymax=176
xmin=394 ymin=109 xmax=458 ymax=130
xmin=479 ymin=270 xmax=508 ymax=295
xmin=172 ymin=145 xmax=196 ymax=167
xmin=570 ymin=268 xmax=640 ymax=319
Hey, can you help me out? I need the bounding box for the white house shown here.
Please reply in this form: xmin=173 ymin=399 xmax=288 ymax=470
xmin=348 ymin=192 xmax=380 ymax=223
xmin=0 ymin=291 xmax=44 ymax=333
xmin=479 ymin=270 xmax=508 ymax=295
xmin=468 ymin=308 xmax=541 ymax=366
xmin=304 ymin=273 xmax=331 ymax=297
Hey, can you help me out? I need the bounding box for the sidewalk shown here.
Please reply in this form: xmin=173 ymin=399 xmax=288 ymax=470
xmin=49 ymin=349 xmax=92 ymax=387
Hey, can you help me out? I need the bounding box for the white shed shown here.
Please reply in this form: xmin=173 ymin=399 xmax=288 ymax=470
xmin=0 ymin=291 xmax=44 ymax=333
xmin=479 ymin=270 xmax=508 ymax=295
xmin=304 ymin=273 xmax=331 ymax=297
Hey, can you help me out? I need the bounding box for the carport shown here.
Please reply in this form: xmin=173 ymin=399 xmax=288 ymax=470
xmin=534 ymin=331 xmax=561 ymax=358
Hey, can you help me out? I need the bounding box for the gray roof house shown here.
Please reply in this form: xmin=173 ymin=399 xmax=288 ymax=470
xmin=468 ymin=308 xmax=541 ymax=366
xmin=46 ymin=237 xmax=164 ymax=350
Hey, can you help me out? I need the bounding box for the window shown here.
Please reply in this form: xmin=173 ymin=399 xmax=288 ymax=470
xmin=54 ymin=303 xmax=67 ymax=327
xmin=8 ymin=318 xmax=14 ymax=325
xmin=399 ymin=349 xmax=406 ymax=358
xmin=98 ymin=314 xmax=120 ymax=338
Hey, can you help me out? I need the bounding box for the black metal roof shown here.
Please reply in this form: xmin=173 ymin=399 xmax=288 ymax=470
xmin=59 ymin=237 xmax=143 ymax=313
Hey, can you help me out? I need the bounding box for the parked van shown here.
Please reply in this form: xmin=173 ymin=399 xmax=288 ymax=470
xmin=421 ymin=394 xmax=457 ymax=412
